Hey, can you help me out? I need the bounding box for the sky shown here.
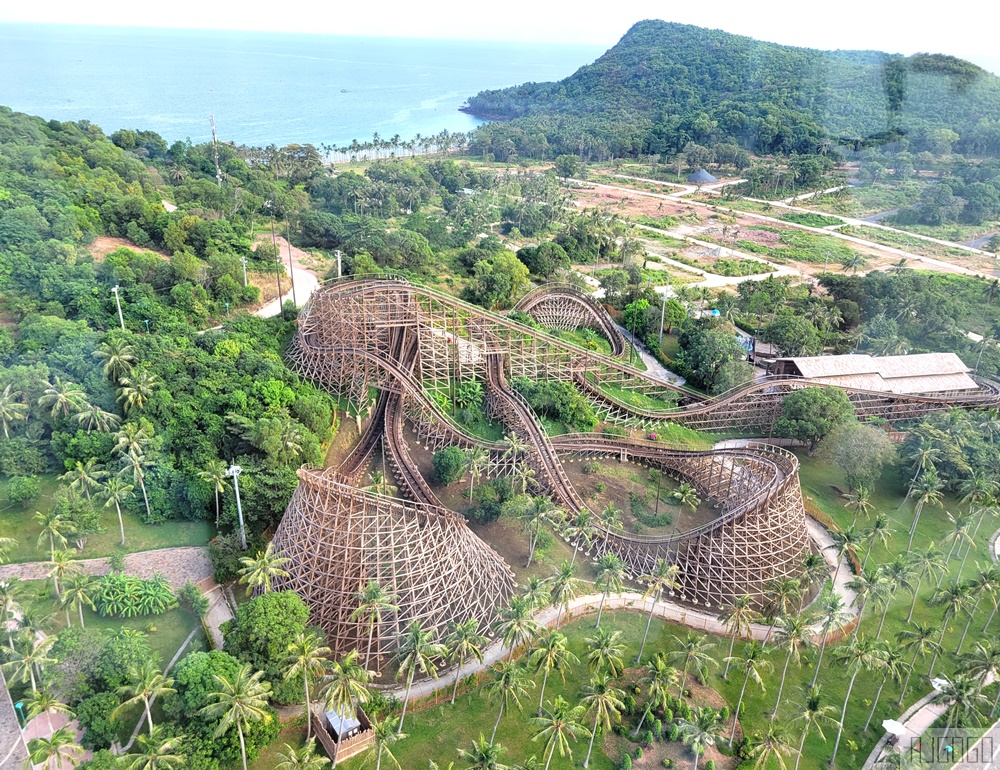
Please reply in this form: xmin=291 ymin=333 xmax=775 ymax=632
xmin=2 ymin=1 xmax=997 ymax=74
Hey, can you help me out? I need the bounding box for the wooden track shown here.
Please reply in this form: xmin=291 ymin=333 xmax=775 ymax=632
xmin=512 ymin=283 xmax=628 ymax=357
xmin=272 ymin=277 xmax=1000 ymax=653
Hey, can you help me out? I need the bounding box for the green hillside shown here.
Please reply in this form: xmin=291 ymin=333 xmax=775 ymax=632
xmin=465 ymin=20 xmax=1000 ymax=160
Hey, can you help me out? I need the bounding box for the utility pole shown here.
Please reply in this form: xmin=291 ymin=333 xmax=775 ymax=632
xmin=266 ymin=202 xmax=284 ymax=320
xmin=226 ymin=464 xmax=247 ymax=550
xmin=285 ymin=220 xmax=298 ymax=307
xmin=210 ymin=114 xmax=222 ymax=187
xmin=335 ymin=250 xmax=343 ymax=278
xmin=111 ymin=285 xmax=125 ymax=331
xmin=659 ymin=290 xmax=668 ymax=346
xmin=239 ymin=256 xmax=248 ymax=287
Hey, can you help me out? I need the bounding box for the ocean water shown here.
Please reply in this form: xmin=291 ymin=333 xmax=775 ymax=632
xmin=0 ymin=24 xmax=605 ymax=148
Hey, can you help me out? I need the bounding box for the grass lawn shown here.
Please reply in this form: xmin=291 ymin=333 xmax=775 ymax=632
xmin=0 ymin=474 xmax=214 ymax=563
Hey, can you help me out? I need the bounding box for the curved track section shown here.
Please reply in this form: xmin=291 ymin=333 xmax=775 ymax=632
xmin=513 ymin=284 xmax=627 ymax=357
xmin=276 ymin=278 xmax=1000 ymax=647
xmin=270 ymin=468 xmax=515 ymax=660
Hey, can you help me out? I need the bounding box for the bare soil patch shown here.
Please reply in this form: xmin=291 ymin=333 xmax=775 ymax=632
xmin=87 ymin=236 xmax=170 ymax=262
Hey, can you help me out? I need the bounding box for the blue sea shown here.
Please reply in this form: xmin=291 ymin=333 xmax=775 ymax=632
xmin=0 ymin=24 xmax=605 ymax=148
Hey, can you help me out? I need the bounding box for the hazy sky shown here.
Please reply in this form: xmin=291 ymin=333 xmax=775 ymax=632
xmin=3 ymin=1 xmax=997 ymax=73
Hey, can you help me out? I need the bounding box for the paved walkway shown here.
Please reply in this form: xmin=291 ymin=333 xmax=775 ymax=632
xmin=0 ymin=546 xmax=213 ymax=590
xmin=203 ymin=582 xmax=236 ymax=650
xmin=952 ymin=718 xmax=1000 ymax=769
xmin=0 ymin=671 xmax=28 ymax=770
xmin=254 ymin=235 xmax=321 ymax=319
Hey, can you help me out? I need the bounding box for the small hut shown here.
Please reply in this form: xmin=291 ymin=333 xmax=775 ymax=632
xmin=311 ymin=706 xmax=373 ymax=764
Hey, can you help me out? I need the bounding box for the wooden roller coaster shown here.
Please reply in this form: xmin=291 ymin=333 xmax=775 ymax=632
xmin=271 ymin=277 xmax=1000 ymax=656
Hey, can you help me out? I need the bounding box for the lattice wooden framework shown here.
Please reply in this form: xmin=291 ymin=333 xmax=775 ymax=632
xmin=512 ymin=284 xmax=627 ymax=356
xmin=270 ymin=467 xmax=515 ymax=660
xmin=276 ymin=277 xmax=1000 ymax=648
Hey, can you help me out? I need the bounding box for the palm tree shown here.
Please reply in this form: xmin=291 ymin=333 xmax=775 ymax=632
xmin=530 ymin=630 xmax=579 ymax=715
xmin=522 ymin=576 xmax=549 ymax=611
xmin=458 ymin=735 xmax=510 ymax=770
xmin=46 ymin=549 xmax=80 ymax=602
xmin=810 ymin=590 xmax=852 ymax=688
xmin=678 ymin=706 xmax=724 ymax=770
xmin=200 ymin=664 xmax=273 ymax=770
xmin=530 ymin=695 xmax=588 ymax=770
xmin=117 ymin=446 xmax=152 ymax=523
xmin=25 ymin=687 xmax=73 ymax=735
xmin=564 ymin=510 xmax=595 ymax=567
xmin=59 ymin=459 xmax=105 ymax=503
xmin=585 ymin=628 xmax=625 ymax=678
xmin=322 ymin=649 xmax=372 ymax=765
xmin=112 ymin=660 xmax=176 ymax=737
xmin=636 ymin=559 xmax=681 ymax=663
xmin=274 ymin=738 xmax=331 ymax=770
xmin=830 ymin=525 xmax=864 ymax=583
xmin=865 ymin=642 xmax=907 ymax=731
xmin=959 ymin=640 xmax=1000 ymax=717
xmin=772 ymin=614 xmax=813 ymax=716
xmin=876 ymin=557 xmax=916 ymax=638
xmin=126 ymin=725 xmax=186 ymax=770
xmin=350 ymin=580 xmax=399 ymax=671
xmin=284 ymin=631 xmax=332 ymax=742
xmin=38 ymin=377 xmax=88 ymax=418
xmin=520 ymin=497 xmax=557 ymax=568
xmin=633 ymin=652 xmax=679 ymax=737
xmin=905 ymin=542 xmax=946 ymax=622
xmin=726 ymin=642 xmax=772 ymax=747
xmin=61 ymin=573 xmax=97 ymax=629
xmin=593 ymin=553 xmax=625 ymax=628
xmin=862 ymin=513 xmax=892 ymax=570
xmin=546 ymin=560 xmax=582 ymax=628
xmin=934 ymin=673 xmax=989 ymax=745
xmin=368 ymin=714 xmax=406 ymax=770
xmin=465 ymin=446 xmax=488 ymax=498
xmin=896 ymin=623 xmax=942 ymax=706
xmin=930 ymin=580 xmax=974 ymax=671
xmin=762 ymin=577 xmax=802 ymax=646
xmin=830 ymin=636 xmax=883 ymax=766
xmin=101 ymin=475 xmax=134 ymax=546
xmin=485 ymin=660 xmax=533 ymax=742
xmin=395 ymin=620 xmax=444 ymax=730
xmin=0 ymin=578 xmax=24 ymax=647
xmin=842 ymin=486 xmax=874 ymax=525
xmin=494 ymin=595 xmax=540 ymax=660
xmin=580 ymin=675 xmax=625 ymax=768
xmin=791 ymin=686 xmax=840 ymax=770
xmin=94 ymin=338 xmax=137 ymax=382
xmin=238 ymin=542 xmax=290 ymax=596
xmin=847 ymin=566 xmax=888 ymax=639
xmin=0 ymin=384 xmax=28 ymax=438
xmin=34 ymin=509 xmax=74 ymax=560
xmin=445 ymin=618 xmax=487 ymax=704
xmin=2 ymin=634 xmax=56 ymax=692
xmin=25 ymin=726 xmax=84 ymax=769
xmin=669 ymin=632 xmax=717 ymax=696
xmin=719 ymin=595 xmax=759 ymax=680
xmin=74 ymin=403 xmax=121 ymax=433
xmin=906 ymin=469 xmax=944 ymax=551
xmin=798 ymin=552 xmax=830 ymax=601
xmin=748 ymin=723 xmax=796 ymax=770
xmin=198 ymin=458 xmax=230 ymax=527
xmin=117 ymin=368 xmax=158 ymax=414
xmin=676 ymin=482 xmax=700 ymax=511
xmin=942 ymin=512 xmax=975 ymax=580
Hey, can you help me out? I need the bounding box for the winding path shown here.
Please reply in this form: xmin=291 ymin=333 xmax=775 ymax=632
xmin=0 ymin=546 xmax=213 ymax=589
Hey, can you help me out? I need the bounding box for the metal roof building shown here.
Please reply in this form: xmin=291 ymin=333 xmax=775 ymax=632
xmin=770 ymin=353 xmax=979 ymax=395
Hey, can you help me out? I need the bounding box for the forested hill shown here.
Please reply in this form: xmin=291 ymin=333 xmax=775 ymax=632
xmin=465 ymin=20 xmax=1000 ymax=160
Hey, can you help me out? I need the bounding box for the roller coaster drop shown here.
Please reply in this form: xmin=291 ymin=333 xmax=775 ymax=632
xmin=270 ymin=278 xmax=1000 ymax=659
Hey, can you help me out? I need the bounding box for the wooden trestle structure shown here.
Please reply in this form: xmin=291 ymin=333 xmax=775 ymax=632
xmin=271 ymin=277 xmax=1000 ymax=656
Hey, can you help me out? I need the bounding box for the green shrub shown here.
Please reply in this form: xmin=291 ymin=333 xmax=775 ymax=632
xmin=512 ymin=378 xmax=597 ymax=432
xmin=5 ymin=475 xmax=39 ymax=508
xmin=177 ymin=580 xmax=210 ymax=619
xmin=76 ymin=691 xmax=121 ymax=750
xmin=432 ymin=446 xmax=467 ymax=485
xmin=94 ymin=572 xmax=177 ymax=618
xmin=705 ymin=761 xmax=716 ymax=770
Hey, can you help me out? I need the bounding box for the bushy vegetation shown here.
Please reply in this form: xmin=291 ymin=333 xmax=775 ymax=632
xmin=512 ymin=377 xmax=598 ymax=432
xmin=93 ymin=572 xmax=177 ymax=617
